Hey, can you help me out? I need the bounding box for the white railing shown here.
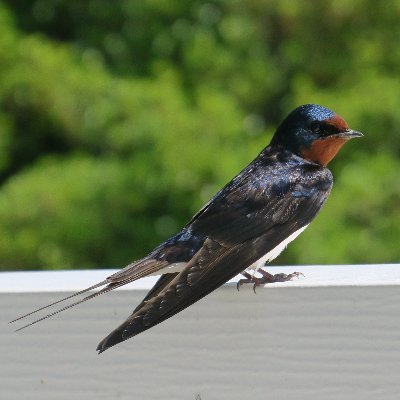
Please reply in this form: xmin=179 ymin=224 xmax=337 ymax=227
xmin=2 ymin=264 xmax=400 ymax=400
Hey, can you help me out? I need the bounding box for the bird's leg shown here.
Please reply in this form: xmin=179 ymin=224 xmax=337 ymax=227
xmin=237 ymin=271 xmax=261 ymax=293
xmin=237 ymin=269 xmax=305 ymax=292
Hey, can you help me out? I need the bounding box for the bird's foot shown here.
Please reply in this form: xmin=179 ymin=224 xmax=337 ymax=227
xmin=237 ymin=269 xmax=304 ymax=293
xmin=237 ymin=272 xmax=260 ymax=293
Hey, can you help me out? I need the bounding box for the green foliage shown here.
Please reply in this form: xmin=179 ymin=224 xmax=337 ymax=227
xmin=0 ymin=0 xmax=399 ymax=270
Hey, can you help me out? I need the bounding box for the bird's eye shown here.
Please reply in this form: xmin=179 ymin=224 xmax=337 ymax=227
xmin=309 ymin=121 xmax=340 ymax=136
xmin=309 ymin=121 xmax=322 ymax=133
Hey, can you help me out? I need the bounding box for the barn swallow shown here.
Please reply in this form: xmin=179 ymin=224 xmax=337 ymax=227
xmin=10 ymin=104 xmax=363 ymax=353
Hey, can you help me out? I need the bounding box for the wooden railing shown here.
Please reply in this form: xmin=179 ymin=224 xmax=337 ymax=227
xmin=2 ymin=264 xmax=400 ymax=400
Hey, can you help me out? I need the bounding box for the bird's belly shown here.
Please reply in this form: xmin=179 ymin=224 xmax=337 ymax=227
xmin=150 ymin=224 xmax=308 ymax=277
xmin=247 ymin=224 xmax=309 ymax=271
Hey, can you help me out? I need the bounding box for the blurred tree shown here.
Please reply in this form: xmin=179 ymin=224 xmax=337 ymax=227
xmin=0 ymin=0 xmax=399 ymax=270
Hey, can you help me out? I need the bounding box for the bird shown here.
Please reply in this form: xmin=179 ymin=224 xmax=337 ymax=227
xmin=10 ymin=104 xmax=363 ymax=353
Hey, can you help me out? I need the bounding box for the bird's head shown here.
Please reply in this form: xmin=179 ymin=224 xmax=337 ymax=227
xmin=271 ymin=104 xmax=363 ymax=166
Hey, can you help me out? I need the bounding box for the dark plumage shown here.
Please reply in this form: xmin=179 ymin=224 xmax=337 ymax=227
xmin=11 ymin=104 xmax=363 ymax=353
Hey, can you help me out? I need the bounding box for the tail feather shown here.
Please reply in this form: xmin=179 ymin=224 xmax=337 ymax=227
xmin=9 ymin=280 xmax=108 ymax=324
xmin=9 ymin=258 xmax=171 ymax=331
xmin=11 ymin=275 xmax=142 ymax=332
xmin=13 ymin=281 xmax=124 ymax=331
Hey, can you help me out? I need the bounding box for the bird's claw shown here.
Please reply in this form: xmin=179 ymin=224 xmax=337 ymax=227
xmin=237 ymin=271 xmax=257 ymax=292
xmin=253 ymin=281 xmax=259 ymax=294
xmin=291 ymin=271 xmax=305 ymax=279
xmin=237 ymin=269 xmax=305 ymax=291
xmin=272 ymin=271 xmax=305 ymax=282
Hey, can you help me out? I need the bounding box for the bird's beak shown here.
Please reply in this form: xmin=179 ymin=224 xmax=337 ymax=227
xmin=339 ymin=129 xmax=364 ymax=139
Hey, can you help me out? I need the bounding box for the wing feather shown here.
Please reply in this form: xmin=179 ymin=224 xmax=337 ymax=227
xmin=97 ymin=167 xmax=332 ymax=352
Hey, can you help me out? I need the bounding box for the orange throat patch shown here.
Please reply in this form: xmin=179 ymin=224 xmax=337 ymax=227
xmin=301 ymin=137 xmax=348 ymax=166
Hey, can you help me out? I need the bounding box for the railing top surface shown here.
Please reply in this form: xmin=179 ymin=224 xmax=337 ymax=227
xmin=1 ymin=264 xmax=399 ymax=293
